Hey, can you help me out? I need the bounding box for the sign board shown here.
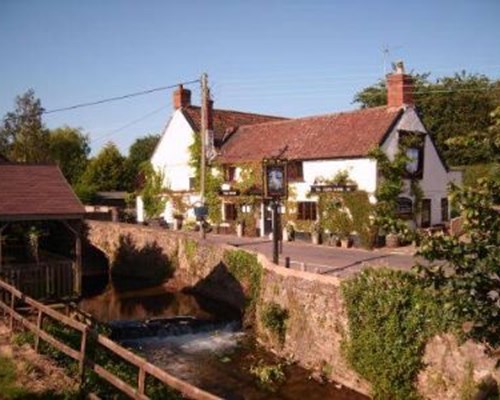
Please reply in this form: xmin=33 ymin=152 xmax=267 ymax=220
xmin=219 ymin=189 xmax=241 ymax=196
xmin=396 ymin=197 xmax=413 ymax=219
xmin=263 ymin=158 xmax=288 ymax=199
xmin=310 ymin=183 xmax=358 ymax=193
xmin=194 ymin=206 xmax=208 ymax=220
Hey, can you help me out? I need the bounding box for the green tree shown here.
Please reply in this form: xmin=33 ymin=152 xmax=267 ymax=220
xmin=416 ymin=178 xmax=500 ymax=346
xmin=0 ymin=89 xmax=50 ymax=163
xmin=139 ymin=162 xmax=167 ymax=219
xmin=48 ymin=126 xmax=90 ymax=184
xmin=124 ymin=134 xmax=160 ymax=190
xmin=79 ymin=142 xmax=127 ymax=192
xmin=354 ymin=72 xmax=499 ymax=166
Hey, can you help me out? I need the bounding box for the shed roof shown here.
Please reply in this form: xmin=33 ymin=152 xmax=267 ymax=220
xmin=218 ymin=106 xmax=403 ymax=163
xmin=0 ymin=164 xmax=85 ymax=221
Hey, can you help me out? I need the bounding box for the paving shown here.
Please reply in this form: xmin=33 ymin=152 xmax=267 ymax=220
xmin=204 ymin=233 xmax=421 ymax=278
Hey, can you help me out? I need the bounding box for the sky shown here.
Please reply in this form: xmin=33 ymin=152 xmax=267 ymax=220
xmin=1 ymin=0 xmax=499 ymax=155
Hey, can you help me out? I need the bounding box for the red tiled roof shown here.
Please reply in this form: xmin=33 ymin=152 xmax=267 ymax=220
xmin=182 ymin=106 xmax=286 ymax=144
xmin=218 ymin=106 xmax=403 ymax=163
xmin=0 ymin=164 xmax=85 ymax=220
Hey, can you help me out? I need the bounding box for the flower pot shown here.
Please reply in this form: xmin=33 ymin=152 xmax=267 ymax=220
xmin=236 ymin=223 xmax=244 ymax=237
xmin=340 ymin=237 xmax=353 ymax=248
xmin=311 ymin=232 xmax=321 ymax=245
xmin=386 ymin=233 xmax=400 ymax=248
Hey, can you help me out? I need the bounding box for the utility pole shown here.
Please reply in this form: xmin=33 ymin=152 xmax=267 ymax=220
xmin=199 ymin=73 xmax=208 ymax=239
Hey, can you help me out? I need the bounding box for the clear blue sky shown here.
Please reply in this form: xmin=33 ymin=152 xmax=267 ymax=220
xmin=1 ymin=0 xmax=499 ymax=155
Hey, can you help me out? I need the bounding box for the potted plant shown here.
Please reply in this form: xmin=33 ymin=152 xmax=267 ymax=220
xmin=173 ymin=214 xmax=184 ymax=231
xmin=311 ymin=222 xmax=322 ymax=245
xmin=283 ymin=223 xmax=295 ymax=242
xmin=236 ymin=215 xmax=245 ymax=238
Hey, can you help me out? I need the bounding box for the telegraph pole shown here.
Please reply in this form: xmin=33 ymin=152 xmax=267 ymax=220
xmin=199 ymin=73 xmax=208 ymax=239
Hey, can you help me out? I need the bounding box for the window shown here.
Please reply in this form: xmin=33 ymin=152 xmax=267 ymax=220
xmin=441 ymin=198 xmax=449 ymax=222
xmin=224 ymin=166 xmax=236 ymax=182
xmin=288 ymin=161 xmax=304 ymax=182
xmin=189 ymin=177 xmax=196 ymax=191
xmin=421 ymin=199 xmax=431 ymax=228
xmin=396 ymin=197 xmax=413 ymax=219
xmin=297 ymin=201 xmax=317 ymax=221
xmin=224 ymin=203 xmax=238 ymax=221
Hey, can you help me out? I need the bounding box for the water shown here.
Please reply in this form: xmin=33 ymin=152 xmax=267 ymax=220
xmin=80 ymin=277 xmax=367 ymax=400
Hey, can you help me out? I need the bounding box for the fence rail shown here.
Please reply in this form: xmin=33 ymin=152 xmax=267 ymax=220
xmin=1 ymin=261 xmax=74 ymax=300
xmin=0 ymin=278 xmax=221 ymax=400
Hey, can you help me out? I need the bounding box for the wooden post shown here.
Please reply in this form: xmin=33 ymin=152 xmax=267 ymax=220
xmin=34 ymin=309 xmax=43 ymax=352
xmin=9 ymin=292 xmax=15 ymax=331
xmin=79 ymin=327 xmax=88 ymax=387
xmin=0 ymin=223 xmax=8 ymax=274
xmin=62 ymin=220 xmax=83 ymax=296
xmin=138 ymin=366 xmax=146 ymax=395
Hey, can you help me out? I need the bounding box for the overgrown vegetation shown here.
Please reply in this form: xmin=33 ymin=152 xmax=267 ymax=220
xmin=139 ymin=162 xmax=167 ymax=219
xmin=341 ymin=268 xmax=454 ymax=399
xmin=416 ymin=178 xmax=500 ymax=346
xmin=260 ymin=302 xmax=289 ymax=345
xmin=224 ymin=250 xmax=263 ymax=314
xmin=249 ymin=361 xmax=286 ymax=390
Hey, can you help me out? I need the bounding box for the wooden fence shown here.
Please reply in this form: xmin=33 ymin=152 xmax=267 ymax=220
xmin=0 ymin=278 xmax=221 ymax=400
xmin=0 ymin=261 xmax=74 ymax=300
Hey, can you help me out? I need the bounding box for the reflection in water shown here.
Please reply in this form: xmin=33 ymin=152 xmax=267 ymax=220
xmin=80 ymin=278 xmax=240 ymax=322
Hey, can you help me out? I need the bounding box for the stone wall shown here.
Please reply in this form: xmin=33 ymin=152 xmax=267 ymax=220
xmin=254 ymin=255 xmax=370 ymax=395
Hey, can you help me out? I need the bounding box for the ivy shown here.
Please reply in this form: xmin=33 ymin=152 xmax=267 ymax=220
xmin=342 ymin=268 xmax=454 ymax=399
xmin=260 ymin=302 xmax=289 ymax=345
xmin=139 ymin=162 xmax=167 ymax=219
xmin=224 ymin=249 xmax=263 ymax=315
xmin=188 ymin=131 xmax=223 ymax=224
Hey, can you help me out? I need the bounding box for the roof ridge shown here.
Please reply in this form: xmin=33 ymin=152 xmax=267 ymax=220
xmin=184 ymin=105 xmax=286 ymax=120
xmin=236 ymin=105 xmax=393 ymax=130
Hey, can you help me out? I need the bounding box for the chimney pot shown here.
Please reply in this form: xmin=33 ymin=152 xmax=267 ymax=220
xmin=173 ymin=85 xmax=192 ymax=109
xmin=386 ymin=61 xmax=414 ymax=109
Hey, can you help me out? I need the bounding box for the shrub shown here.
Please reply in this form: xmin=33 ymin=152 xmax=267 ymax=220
xmin=261 ymin=302 xmax=289 ymax=345
xmin=341 ymin=268 xmax=453 ymax=399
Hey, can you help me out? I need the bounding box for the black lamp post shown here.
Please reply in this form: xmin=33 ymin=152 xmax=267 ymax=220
xmin=262 ymin=158 xmax=288 ymax=265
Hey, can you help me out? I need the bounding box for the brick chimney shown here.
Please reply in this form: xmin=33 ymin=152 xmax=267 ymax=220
xmin=173 ymin=85 xmax=191 ymax=109
xmin=386 ymin=61 xmax=414 ymax=109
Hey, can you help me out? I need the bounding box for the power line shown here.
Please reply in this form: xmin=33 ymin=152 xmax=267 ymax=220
xmin=43 ymin=79 xmax=200 ymax=115
xmin=91 ymin=104 xmax=169 ymax=145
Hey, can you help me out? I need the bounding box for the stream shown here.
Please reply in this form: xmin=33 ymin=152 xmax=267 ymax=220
xmin=79 ymin=276 xmax=367 ymax=400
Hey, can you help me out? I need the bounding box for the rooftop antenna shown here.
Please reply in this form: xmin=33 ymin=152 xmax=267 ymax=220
xmin=382 ymin=45 xmax=403 ymax=75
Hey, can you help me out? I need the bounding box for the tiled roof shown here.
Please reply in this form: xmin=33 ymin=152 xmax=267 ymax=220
xmin=182 ymin=106 xmax=286 ymax=145
xmin=0 ymin=164 xmax=85 ymax=220
xmin=218 ymin=106 xmax=403 ymax=163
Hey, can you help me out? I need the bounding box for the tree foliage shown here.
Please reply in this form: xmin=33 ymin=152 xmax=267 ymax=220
xmin=416 ymin=178 xmax=500 ymax=346
xmin=0 ymin=89 xmax=50 ymax=163
xmin=124 ymin=134 xmax=160 ymax=191
xmin=139 ymin=162 xmax=167 ymax=219
xmin=354 ymin=72 xmax=500 ymax=166
xmin=48 ymin=126 xmax=90 ymax=184
xmin=79 ymin=142 xmax=127 ymax=192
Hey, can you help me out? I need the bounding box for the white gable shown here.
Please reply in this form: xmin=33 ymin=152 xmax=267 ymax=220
xmin=151 ymin=110 xmax=196 ymax=191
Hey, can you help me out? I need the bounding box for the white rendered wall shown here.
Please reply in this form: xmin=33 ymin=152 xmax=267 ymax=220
xmin=292 ymin=158 xmax=378 ymax=202
xmin=150 ymin=110 xmax=196 ymax=191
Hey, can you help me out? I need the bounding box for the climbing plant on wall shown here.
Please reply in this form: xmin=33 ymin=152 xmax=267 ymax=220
xmin=368 ymin=133 xmax=424 ymax=236
xmin=188 ymin=132 xmax=223 ymax=224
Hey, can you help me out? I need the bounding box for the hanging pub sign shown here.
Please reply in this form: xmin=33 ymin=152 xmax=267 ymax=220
xmin=263 ymin=158 xmax=288 ymax=199
xmin=310 ymin=183 xmax=358 ymax=193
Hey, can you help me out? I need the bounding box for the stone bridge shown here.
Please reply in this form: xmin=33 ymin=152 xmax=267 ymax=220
xmin=84 ymin=220 xmax=369 ymax=395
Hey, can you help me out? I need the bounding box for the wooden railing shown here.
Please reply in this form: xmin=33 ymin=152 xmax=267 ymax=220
xmin=0 ymin=278 xmax=221 ymax=400
xmin=1 ymin=261 xmax=74 ymax=300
